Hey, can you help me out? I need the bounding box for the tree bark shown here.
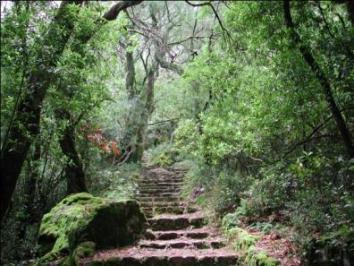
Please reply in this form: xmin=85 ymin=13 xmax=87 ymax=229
xmin=125 ymin=50 xmax=137 ymax=99
xmin=56 ymin=109 xmax=87 ymax=194
xmin=283 ymin=0 xmax=354 ymax=158
xmin=130 ymin=67 xmax=156 ymax=162
xmin=15 ymin=139 xmax=41 ymax=249
xmin=0 ymin=1 xmax=83 ymax=222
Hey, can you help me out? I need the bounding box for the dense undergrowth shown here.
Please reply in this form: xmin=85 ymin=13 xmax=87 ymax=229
xmin=145 ymin=2 xmax=354 ymax=262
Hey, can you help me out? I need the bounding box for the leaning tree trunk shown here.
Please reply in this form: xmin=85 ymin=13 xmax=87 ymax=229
xmin=283 ymin=0 xmax=354 ymax=158
xmin=0 ymin=1 xmax=83 ymax=221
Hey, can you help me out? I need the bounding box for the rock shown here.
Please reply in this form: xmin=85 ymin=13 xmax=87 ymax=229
xmin=38 ymin=192 xmax=147 ymax=262
xmin=61 ymin=241 xmax=96 ymax=266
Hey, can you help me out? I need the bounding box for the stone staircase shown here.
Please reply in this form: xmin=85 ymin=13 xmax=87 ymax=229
xmin=82 ymin=167 xmax=238 ymax=265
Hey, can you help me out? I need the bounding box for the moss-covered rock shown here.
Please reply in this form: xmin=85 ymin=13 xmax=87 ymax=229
xmin=62 ymin=241 xmax=96 ymax=266
xmin=38 ymin=193 xmax=147 ymax=262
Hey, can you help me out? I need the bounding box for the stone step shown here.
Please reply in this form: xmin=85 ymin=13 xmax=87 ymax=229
xmin=137 ymin=184 xmax=183 ymax=189
xmin=142 ymin=206 xmax=197 ymax=218
xmin=142 ymin=205 xmax=199 ymax=216
xmin=137 ymin=183 xmax=183 ymax=189
xmin=138 ymin=238 xmax=225 ymax=249
xmin=81 ymin=248 xmax=238 ymax=266
xmin=138 ymin=182 xmax=183 ymax=186
xmin=139 ymin=201 xmax=185 ymax=208
xmin=138 ymin=180 xmax=183 ymax=189
xmin=137 ymin=192 xmax=181 ymax=197
xmin=139 ymin=187 xmax=182 ymax=193
xmin=149 ymin=227 xmax=212 ymax=240
xmin=142 ymin=206 xmax=184 ymax=215
xmin=137 ymin=179 xmax=183 ymax=184
xmin=136 ymin=196 xmax=182 ymax=203
xmin=137 ymin=189 xmax=182 ymax=194
xmin=148 ymin=212 xmax=206 ymax=231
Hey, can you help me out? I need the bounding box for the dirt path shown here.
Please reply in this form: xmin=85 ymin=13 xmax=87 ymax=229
xmin=82 ymin=166 xmax=239 ymax=265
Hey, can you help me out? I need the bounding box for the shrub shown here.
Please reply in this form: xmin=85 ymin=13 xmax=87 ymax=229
xmin=210 ymin=171 xmax=253 ymax=215
xmin=145 ymin=143 xmax=178 ymax=167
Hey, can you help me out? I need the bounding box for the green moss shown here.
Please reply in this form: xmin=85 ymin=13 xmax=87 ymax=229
xmin=38 ymin=193 xmax=146 ymax=263
xmin=60 ymin=241 xmax=96 ymax=266
xmin=152 ymin=152 xmax=173 ymax=166
xmin=195 ymin=194 xmax=207 ymax=207
xmin=38 ymin=193 xmax=105 ymax=260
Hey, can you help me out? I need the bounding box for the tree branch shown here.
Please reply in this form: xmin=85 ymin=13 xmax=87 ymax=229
xmin=148 ymin=118 xmax=180 ymax=126
xmin=184 ymin=0 xmax=232 ymax=40
xmin=103 ymin=1 xmax=143 ymax=21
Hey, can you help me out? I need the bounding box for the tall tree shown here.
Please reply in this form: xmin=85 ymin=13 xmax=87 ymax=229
xmin=0 ymin=0 xmax=143 ymax=221
xmin=0 ymin=1 xmax=83 ymax=221
xmin=283 ymin=0 xmax=354 ymax=158
xmin=55 ymin=109 xmax=87 ymax=194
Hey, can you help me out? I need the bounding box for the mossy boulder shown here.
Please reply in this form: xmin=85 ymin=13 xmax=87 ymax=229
xmin=38 ymin=193 xmax=147 ymax=262
xmin=61 ymin=241 xmax=96 ymax=266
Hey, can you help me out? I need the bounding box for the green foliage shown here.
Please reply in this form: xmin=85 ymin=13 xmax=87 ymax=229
xmin=145 ymin=143 xmax=177 ymax=167
xmin=249 ymin=222 xmax=274 ymax=235
xmin=303 ymin=224 xmax=354 ymax=265
xmin=89 ymin=162 xmax=140 ymax=200
xmin=222 ymin=222 xmax=280 ymax=266
xmin=210 ymin=171 xmax=253 ymax=215
xmin=174 ymin=119 xmax=201 ymax=158
xmin=171 ymin=1 xmax=353 ymax=263
xmin=245 ymin=249 xmax=280 ymax=266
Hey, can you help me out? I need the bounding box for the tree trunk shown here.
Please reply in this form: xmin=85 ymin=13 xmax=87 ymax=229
xmin=121 ymin=43 xmax=140 ymax=161
xmin=23 ymin=140 xmax=40 ymax=222
xmin=283 ymin=0 xmax=354 ymax=158
xmin=0 ymin=1 xmax=83 ymax=222
xmin=16 ymin=139 xmax=41 ymax=247
xmin=124 ymin=65 xmax=156 ymax=163
xmin=56 ymin=109 xmax=87 ymax=194
xmin=126 ymin=50 xmax=137 ymax=99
